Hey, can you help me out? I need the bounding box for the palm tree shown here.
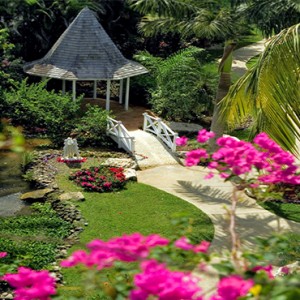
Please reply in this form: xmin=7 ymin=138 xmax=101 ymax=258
xmin=129 ymin=0 xmax=241 ymax=148
xmin=220 ymin=24 xmax=300 ymax=155
xmin=243 ymin=0 xmax=300 ymax=37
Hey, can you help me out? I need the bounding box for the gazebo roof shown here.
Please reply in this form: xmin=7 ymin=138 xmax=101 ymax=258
xmin=23 ymin=7 xmax=148 ymax=80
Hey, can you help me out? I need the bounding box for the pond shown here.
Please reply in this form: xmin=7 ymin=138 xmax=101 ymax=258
xmin=0 ymin=151 xmax=30 ymax=216
xmin=0 ymin=138 xmax=52 ymax=217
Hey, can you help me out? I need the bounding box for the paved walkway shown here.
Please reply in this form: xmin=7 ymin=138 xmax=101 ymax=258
xmin=232 ymin=39 xmax=266 ymax=77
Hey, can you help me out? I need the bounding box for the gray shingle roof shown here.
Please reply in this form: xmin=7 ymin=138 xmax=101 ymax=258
xmin=23 ymin=7 xmax=148 ymax=80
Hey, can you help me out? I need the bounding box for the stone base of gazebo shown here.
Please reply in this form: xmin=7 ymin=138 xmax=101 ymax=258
xmin=81 ymin=98 xmax=148 ymax=131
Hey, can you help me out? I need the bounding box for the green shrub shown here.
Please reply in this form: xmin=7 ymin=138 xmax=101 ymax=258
xmin=1 ymin=79 xmax=81 ymax=144
xmin=72 ymin=105 xmax=113 ymax=147
xmin=21 ymin=150 xmax=37 ymax=172
xmin=134 ymin=47 xmax=218 ymax=122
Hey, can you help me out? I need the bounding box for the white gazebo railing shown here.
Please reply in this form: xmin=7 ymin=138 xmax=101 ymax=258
xmin=107 ymin=117 xmax=135 ymax=154
xmin=143 ymin=113 xmax=178 ymax=152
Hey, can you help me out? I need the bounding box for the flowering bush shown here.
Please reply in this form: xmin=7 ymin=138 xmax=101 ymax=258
xmin=69 ymin=166 xmax=126 ymax=192
xmin=2 ymin=130 xmax=300 ymax=299
xmin=2 ymin=267 xmax=56 ymax=300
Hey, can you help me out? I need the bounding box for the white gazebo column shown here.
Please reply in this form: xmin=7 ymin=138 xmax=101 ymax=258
xmin=106 ymin=79 xmax=111 ymax=111
xmin=125 ymin=77 xmax=130 ymax=110
xmin=93 ymin=80 xmax=97 ymax=99
xmin=72 ymin=80 xmax=76 ymax=101
xmin=62 ymin=80 xmax=66 ymax=94
xmin=119 ymin=79 xmax=124 ymax=104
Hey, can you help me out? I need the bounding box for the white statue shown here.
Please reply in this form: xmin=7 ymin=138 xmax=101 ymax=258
xmin=63 ymin=137 xmax=81 ymax=160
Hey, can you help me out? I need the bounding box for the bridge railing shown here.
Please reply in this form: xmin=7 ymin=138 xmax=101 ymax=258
xmin=143 ymin=113 xmax=178 ymax=152
xmin=107 ymin=117 xmax=135 ymax=154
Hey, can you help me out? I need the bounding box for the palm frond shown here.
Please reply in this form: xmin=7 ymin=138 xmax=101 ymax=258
xmin=138 ymin=15 xmax=185 ymax=37
xmin=185 ymin=8 xmax=235 ymax=40
xmin=220 ymin=23 xmax=300 ymax=154
xmin=128 ymin=0 xmax=197 ymax=19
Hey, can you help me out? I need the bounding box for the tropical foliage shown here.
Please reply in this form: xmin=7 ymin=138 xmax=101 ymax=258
xmin=71 ymin=105 xmax=112 ymax=147
xmin=135 ymin=47 xmax=218 ymax=121
xmin=1 ymin=79 xmax=81 ymax=142
xmin=242 ymin=0 xmax=300 ymax=37
xmin=221 ymin=24 xmax=300 ymax=155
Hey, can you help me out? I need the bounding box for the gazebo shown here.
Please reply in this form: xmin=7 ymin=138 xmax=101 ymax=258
xmin=23 ymin=7 xmax=148 ymax=111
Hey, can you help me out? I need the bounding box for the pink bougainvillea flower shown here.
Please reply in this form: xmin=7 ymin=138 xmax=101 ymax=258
xmin=2 ymin=267 xmax=56 ymax=300
xmin=0 ymin=252 xmax=7 ymax=258
xmin=185 ymin=149 xmax=209 ymax=166
xmin=176 ymin=136 xmax=188 ymax=146
xmin=197 ymin=129 xmax=215 ymax=143
xmin=252 ymin=265 xmax=274 ymax=279
xmin=194 ymin=241 xmax=210 ymax=253
xmin=62 ymin=233 xmax=170 ymax=269
xmin=280 ymin=266 xmax=290 ymax=275
xmin=210 ymin=275 xmax=254 ymax=300
xmin=174 ymin=237 xmax=210 ymax=253
xmin=204 ymin=172 xmax=214 ymax=179
xmin=174 ymin=237 xmax=194 ymax=251
xmin=130 ymin=260 xmax=203 ymax=300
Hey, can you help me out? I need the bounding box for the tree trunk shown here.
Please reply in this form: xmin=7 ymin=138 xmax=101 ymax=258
xmin=209 ymin=41 xmax=236 ymax=152
xmin=209 ymin=72 xmax=231 ymax=150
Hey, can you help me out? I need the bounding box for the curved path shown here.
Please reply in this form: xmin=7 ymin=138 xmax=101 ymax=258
xmin=232 ymin=39 xmax=266 ymax=77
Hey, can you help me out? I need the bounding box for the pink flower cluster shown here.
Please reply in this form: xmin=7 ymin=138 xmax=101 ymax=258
xmin=130 ymin=259 xmax=203 ymax=300
xmin=180 ymin=130 xmax=300 ymax=185
xmin=252 ymin=265 xmax=274 ymax=279
xmin=210 ymin=275 xmax=254 ymax=300
xmin=2 ymin=267 xmax=56 ymax=300
xmin=61 ymin=233 xmax=169 ymax=268
xmin=0 ymin=251 xmax=7 ymax=258
xmin=175 ymin=237 xmax=210 ymax=253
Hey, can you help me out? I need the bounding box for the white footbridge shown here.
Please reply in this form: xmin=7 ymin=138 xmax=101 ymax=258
xmin=107 ymin=113 xmax=179 ymax=169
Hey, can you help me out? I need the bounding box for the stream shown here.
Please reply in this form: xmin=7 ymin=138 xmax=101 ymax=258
xmin=0 ymin=151 xmax=30 ymax=217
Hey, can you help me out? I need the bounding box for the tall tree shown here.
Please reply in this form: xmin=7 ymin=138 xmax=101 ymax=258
xmin=129 ymin=0 xmax=242 ymax=149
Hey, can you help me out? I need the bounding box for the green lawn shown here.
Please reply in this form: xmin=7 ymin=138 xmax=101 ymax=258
xmin=56 ymin=175 xmax=214 ymax=298
xmin=260 ymin=201 xmax=300 ymax=223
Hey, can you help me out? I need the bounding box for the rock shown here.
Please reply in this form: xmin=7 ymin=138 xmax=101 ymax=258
xmin=58 ymin=192 xmax=85 ymax=202
xmin=101 ymin=158 xmax=138 ymax=169
xmin=124 ymin=168 xmax=137 ymax=181
xmin=20 ymin=188 xmax=54 ymax=201
xmin=0 ymin=293 xmax=14 ymax=299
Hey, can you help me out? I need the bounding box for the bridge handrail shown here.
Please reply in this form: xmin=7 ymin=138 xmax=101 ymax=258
xmin=107 ymin=117 xmax=135 ymax=154
xmin=143 ymin=113 xmax=178 ymax=152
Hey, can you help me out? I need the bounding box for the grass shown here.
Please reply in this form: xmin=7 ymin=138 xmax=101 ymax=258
xmin=56 ymin=174 xmax=214 ymax=298
xmin=259 ymin=201 xmax=300 ymax=223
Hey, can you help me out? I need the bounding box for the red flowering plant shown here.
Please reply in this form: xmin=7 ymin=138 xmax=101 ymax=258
xmin=69 ymin=166 xmax=126 ymax=192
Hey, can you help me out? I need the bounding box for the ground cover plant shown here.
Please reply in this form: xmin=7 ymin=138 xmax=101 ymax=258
xmin=69 ymin=166 xmax=126 ymax=192
xmin=0 ymin=203 xmax=71 ymax=271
